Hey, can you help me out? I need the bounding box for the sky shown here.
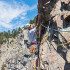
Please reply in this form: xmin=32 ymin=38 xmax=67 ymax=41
xmin=0 ymin=0 xmax=38 ymax=32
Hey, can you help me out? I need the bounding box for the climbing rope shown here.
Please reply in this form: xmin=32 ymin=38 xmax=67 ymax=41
xmin=57 ymin=42 xmax=70 ymax=46
xmin=40 ymin=31 xmax=70 ymax=48
xmin=40 ymin=22 xmax=70 ymax=46
xmin=40 ymin=23 xmax=70 ymax=32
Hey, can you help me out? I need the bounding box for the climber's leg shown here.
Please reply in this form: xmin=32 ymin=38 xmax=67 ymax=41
xmin=33 ymin=44 xmax=38 ymax=68
xmin=34 ymin=55 xmax=38 ymax=66
xmin=33 ymin=55 xmax=38 ymax=70
xmin=34 ymin=58 xmax=37 ymax=67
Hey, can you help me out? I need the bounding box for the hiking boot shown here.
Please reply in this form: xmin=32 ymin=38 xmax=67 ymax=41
xmin=33 ymin=66 xmax=37 ymax=70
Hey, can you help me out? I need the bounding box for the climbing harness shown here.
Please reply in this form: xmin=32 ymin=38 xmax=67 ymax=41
xmin=30 ymin=44 xmax=37 ymax=54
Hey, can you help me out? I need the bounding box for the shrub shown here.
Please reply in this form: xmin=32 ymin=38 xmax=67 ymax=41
xmin=1 ymin=64 xmax=6 ymax=70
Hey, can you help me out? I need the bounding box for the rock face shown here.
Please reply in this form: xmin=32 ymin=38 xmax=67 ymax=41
xmin=38 ymin=0 xmax=70 ymax=70
xmin=0 ymin=0 xmax=70 ymax=70
xmin=0 ymin=28 xmax=34 ymax=70
xmin=66 ymin=50 xmax=70 ymax=63
xmin=40 ymin=32 xmax=65 ymax=70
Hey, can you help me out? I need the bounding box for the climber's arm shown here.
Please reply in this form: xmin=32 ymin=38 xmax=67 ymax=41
xmin=35 ymin=14 xmax=41 ymax=29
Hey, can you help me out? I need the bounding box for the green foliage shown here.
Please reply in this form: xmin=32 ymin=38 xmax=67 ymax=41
xmin=29 ymin=20 xmax=33 ymax=24
xmin=18 ymin=27 xmax=22 ymax=31
xmin=0 ymin=27 xmax=22 ymax=45
xmin=1 ymin=64 xmax=6 ymax=70
xmin=29 ymin=16 xmax=37 ymax=24
xmin=12 ymin=29 xmax=18 ymax=38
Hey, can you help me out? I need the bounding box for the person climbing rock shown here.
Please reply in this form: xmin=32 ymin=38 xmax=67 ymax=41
xmin=27 ymin=13 xmax=41 ymax=70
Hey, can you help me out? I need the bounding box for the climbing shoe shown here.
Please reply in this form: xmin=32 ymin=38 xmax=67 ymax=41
xmin=33 ymin=66 xmax=37 ymax=70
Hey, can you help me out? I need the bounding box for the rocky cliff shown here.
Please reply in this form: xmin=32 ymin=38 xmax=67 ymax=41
xmin=0 ymin=28 xmax=35 ymax=70
xmin=38 ymin=0 xmax=70 ymax=70
xmin=0 ymin=0 xmax=70 ymax=70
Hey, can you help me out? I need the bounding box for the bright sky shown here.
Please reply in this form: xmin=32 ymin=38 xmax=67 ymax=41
xmin=0 ymin=0 xmax=38 ymax=32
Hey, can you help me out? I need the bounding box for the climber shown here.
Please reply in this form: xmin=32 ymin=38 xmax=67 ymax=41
xmin=27 ymin=13 xmax=41 ymax=70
